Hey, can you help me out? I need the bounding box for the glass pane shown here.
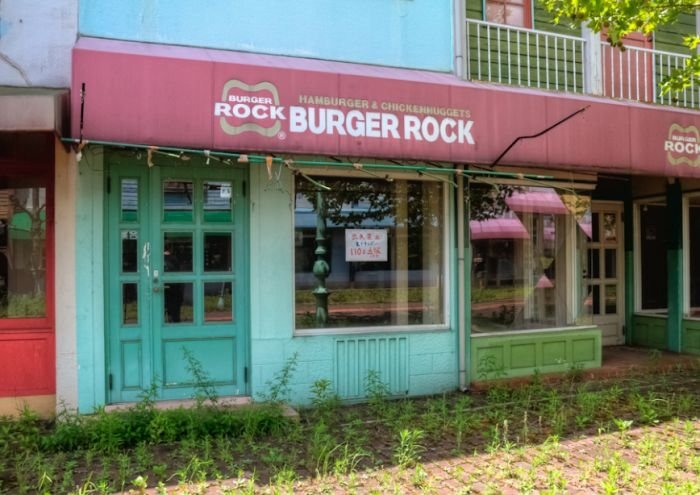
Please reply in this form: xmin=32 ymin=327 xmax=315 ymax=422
xmin=203 ymin=182 xmax=233 ymax=223
xmin=121 ymin=179 xmax=138 ymax=222
xmin=604 ymin=248 xmax=616 ymax=279
xmin=163 ymin=180 xmax=193 ymax=222
xmin=0 ymin=187 xmax=47 ymax=318
xmin=588 ymin=249 xmax=600 ymax=279
xmin=164 ymin=282 xmax=193 ymax=323
xmin=592 ymin=285 xmax=600 ymax=315
xmin=603 ymin=213 xmax=617 ymax=241
xmin=204 ymin=233 xmax=232 ymax=272
xmin=592 ymin=212 xmax=600 ymax=243
xmin=689 ymin=198 xmax=700 ymax=316
xmin=122 ymin=283 xmax=138 ymax=325
xmin=121 ymin=230 xmax=138 ymax=273
xmin=164 ymin=232 xmax=193 ymax=272
xmin=295 ymin=177 xmax=444 ymax=329
xmin=605 ymin=285 xmax=617 ymax=315
xmin=640 ymin=203 xmax=667 ymax=310
xmin=468 ymin=184 xmax=592 ymax=333
xmin=204 ymin=282 xmax=233 ymax=322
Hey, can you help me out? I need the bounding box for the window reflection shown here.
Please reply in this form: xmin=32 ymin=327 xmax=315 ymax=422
xmin=0 ymin=187 xmax=48 ymax=318
xmin=163 ymin=180 xmax=193 ymax=222
xmin=163 ymin=232 xmax=193 ymax=272
xmin=294 ymin=177 xmax=444 ymax=329
xmin=164 ymin=282 xmax=193 ymax=323
xmin=469 ymin=184 xmax=591 ymax=333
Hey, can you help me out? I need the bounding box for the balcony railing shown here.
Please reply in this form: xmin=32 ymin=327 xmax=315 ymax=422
xmin=601 ymin=42 xmax=698 ymax=109
xmin=464 ymin=19 xmax=700 ymax=110
xmin=465 ymin=19 xmax=586 ymax=94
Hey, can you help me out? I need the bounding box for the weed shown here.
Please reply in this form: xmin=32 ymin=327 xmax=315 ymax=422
xmin=309 ymin=379 xmax=340 ymax=420
xmin=263 ymin=353 xmax=299 ymax=404
xmin=365 ymin=369 xmax=391 ymax=415
xmin=182 ymin=347 xmax=219 ymax=406
xmin=394 ymin=429 xmax=425 ymax=468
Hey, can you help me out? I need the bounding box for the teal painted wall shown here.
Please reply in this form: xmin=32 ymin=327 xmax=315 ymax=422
xmin=75 ymin=148 xmax=107 ymax=413
xmin=79 ymin=0 xmax=454 ymax=72
xmin=248 ymin=166 xmax=459 ymax=404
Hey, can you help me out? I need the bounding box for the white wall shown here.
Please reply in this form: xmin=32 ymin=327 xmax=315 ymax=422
xmin=0 ymin=0 xmax=77 ymax=87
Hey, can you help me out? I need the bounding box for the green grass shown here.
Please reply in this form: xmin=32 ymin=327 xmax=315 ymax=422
xmin=1 ymin=364 xmax=699 ymax=493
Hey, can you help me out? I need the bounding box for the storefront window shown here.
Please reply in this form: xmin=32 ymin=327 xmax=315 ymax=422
xmin=470 ymin=184 xmax=591 ymax=333
xmin=687 ymin=196 xmax=700 ymax=317
xmin=294 ymin=176 xmax=445 ymax=330
xmin=638 ymin=200 xmax=667 ymax=311
xmin=0 ymin=184 xmax=47 ymax=318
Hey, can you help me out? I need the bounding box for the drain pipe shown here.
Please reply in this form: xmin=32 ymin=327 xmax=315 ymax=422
xmin=453 ymin=0 xmax=467 ymax=77
xmin=457 ymin=167 xmax=469 ymax=390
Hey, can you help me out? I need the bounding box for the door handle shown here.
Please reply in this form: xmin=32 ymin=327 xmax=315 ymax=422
xmin=152 ymin=269 xmax=160 ymax=293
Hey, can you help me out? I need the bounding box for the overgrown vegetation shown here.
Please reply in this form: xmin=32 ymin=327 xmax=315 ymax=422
xmin=1 ymin=359 xmax=700 ymax=493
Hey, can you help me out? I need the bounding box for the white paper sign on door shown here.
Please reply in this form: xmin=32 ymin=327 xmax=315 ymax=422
xmin=345 ymin=229 xmax=388 ymax=262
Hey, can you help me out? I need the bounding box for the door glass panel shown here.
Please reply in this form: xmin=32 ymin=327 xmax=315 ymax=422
xmin=591 ymin=285 xmax=600 ymax=315
xmin=588 ymin=249 xmax=600 ymax=279
xmin=164 ymin=282 xmax=193 ymax=323
xmin=204 ymin=282 xmax=233 ymax=322
xmin=592 ymin=212 xmax=600 ymax=242
xmin=121 ymin=179 xmax=138 ymax=222
xmin=605 ymin=285 xmax=617 ymax=314
xmin=204 ymin=181 xmax=233 ymax=223
xmin=163 ymin=180 xmax=194 ymax=223
xmin=121 ymin=230 xmax=138 ymax=273
xmin=604 ymin=249 xmax=616 ymax=279
xmin=163 ymin=232 xmax=193 ymax=272
xmin=603 ymin=213 xmax=617 ymax=241
xmin=204 ymin=233 xmax=232 ymax=272
xmin=122 ymin=283 xmax=138 ymax=325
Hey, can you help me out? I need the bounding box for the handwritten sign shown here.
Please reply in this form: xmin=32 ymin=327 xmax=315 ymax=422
xmin=345 ymin=229 xmax=388 ymax=262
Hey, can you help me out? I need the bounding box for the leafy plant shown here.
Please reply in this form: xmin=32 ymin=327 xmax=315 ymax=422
xmin=182 ymin=347 xmax=218 ymax=406
xmin=394 ymin=429 xmax=425 ymax=468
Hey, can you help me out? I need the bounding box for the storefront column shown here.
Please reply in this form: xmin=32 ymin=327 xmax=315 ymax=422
xmin=624 ymin=182 xmax=635 ymax=346
xmin=666 ymin=180 xmax=683 ymax=352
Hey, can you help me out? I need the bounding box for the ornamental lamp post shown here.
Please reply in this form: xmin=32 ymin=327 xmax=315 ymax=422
xmin=312 ymin=189 xmax=330 ymax=326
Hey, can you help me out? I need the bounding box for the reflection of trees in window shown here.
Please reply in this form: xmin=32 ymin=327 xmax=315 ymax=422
xmin=294 ymin=176 xmax=444 ymax=329
xmin=0 ymin=187 xmax=47 ymax=318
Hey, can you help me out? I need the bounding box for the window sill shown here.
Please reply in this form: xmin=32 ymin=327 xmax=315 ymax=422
xmin=294 ymin=324 xmax=451 ymax=338
xmin=471 ymin=325 xmax=598 ymax=338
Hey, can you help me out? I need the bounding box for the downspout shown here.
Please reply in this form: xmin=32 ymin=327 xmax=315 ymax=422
xmin=457 ymin=168 xmax=468 ymax=390
xmin=454 ymin=0 xmax=467 ymax=77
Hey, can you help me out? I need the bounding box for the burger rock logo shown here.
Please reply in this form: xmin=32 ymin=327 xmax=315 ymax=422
xmin=215 ymin=80 xmax=283 ymax=137
xmin=665 ymin=123 xmax=700 ymax=167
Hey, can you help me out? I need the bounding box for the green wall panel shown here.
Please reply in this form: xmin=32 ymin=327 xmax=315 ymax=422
xmin=655 ymin=13 xmax=696 ymax=54
xmin=682 ymin=320 xmax=700 ymax=355
xmin=470 ymin=327 xmax=601 ymax=380
xmin=631 ymin=315 xmax=668 ymax=349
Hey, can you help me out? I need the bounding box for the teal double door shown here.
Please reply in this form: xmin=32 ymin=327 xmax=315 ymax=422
xmin=106 ymin=161 xmax=249 ymax=403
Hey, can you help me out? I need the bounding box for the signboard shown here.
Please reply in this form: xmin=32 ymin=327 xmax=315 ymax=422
xmin=345 ymin=229 xmax=388 ymax=262
xmin=73 ymin=37 xmax=700 ymax=178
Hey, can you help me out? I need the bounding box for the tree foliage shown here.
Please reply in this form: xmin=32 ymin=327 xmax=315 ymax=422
xmin=541 ymin=0 xmax=700 ymax=92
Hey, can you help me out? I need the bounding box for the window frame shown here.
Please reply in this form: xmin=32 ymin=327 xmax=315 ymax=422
xmin=683 ymin=191 xmax=700 ymax=319
xmin=634 ymin=196 xmax=668 ymax=314
xmin=483 ymin=0 xmax=533 ymax=29
xmin=292 ymin=169 xmax=452 ymax=336
xmin=0 ymin=165 xmax=54 ymax=332
xmin=467 ymin=180 xmax=592 ymax=335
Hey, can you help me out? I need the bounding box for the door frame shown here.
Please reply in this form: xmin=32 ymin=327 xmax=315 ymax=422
xmin=589 ymin=200 xmax=625 ymax=345
xmin=104 ymin=156 xmax=251 ymax=404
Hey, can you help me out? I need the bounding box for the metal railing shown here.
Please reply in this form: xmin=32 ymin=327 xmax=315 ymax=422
xmin=465 ymin=19 xmax=586 ymax=94
xmin=600 ymin=42 xmax=699 ymax=109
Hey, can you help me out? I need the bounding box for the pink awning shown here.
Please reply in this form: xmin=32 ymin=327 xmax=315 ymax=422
xmin=71 ymin=37 xmax=700 ymax=178
xmin=469 ymin=218 xmax=529 ymax=240
xmin=506 ymin=191 xmax=569 ymax=215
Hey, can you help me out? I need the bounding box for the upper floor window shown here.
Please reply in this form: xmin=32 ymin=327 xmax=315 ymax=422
xmin=486 ymin=0 xmax=531 ymax=28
